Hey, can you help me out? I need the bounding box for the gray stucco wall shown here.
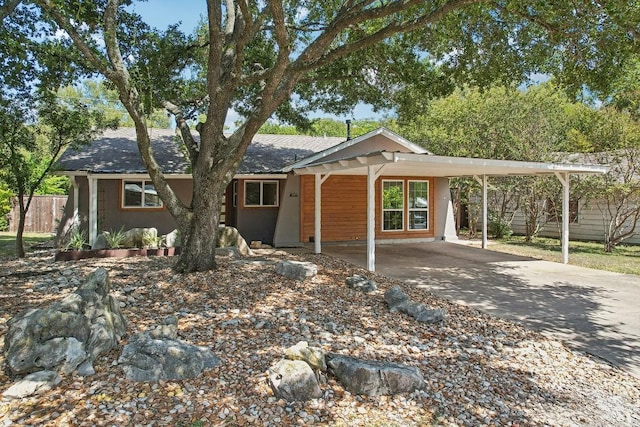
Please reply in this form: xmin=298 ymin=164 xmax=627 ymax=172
xmin=434 ymin=177 xmax=458 ymax=241
xmin=273 ymin=175 xmax=302 ymax=247
xmin=97 ymin=179 xmax=192 ymax=235
xmin=234 ymin=178 xmax=286 ymax=245
xmin=56 ymin=176 xmax=192 ymax=244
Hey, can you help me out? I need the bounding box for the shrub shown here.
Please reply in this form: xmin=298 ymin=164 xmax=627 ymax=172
xmin=104 ymin=227 xmax=127 ymax=249
xmin=488 ymin=216 xmax=513 ymax=239
xmin=65 ymin=227 xmax=87 ymax=250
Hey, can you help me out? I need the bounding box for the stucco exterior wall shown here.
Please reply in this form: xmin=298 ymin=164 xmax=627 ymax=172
xmin=56 ymin=176 xmax=193 ymax=244
xmin=233 ymin=178 xmax=286 ymax=245
xmin=273 ymin=175 xmax=303 ymax=247
xmin=434 ymin=177 xmax=458 ymax=241
xmin=96 ymin=178 xmax=192 ymax=235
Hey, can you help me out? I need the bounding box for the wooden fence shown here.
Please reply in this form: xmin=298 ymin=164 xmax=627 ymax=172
xmin=8 ymin=195 xmax=68 ymax=233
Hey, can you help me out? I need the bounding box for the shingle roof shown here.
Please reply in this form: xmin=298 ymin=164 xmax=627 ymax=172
xmin=56 ymin=128 xmax=344 ymax=174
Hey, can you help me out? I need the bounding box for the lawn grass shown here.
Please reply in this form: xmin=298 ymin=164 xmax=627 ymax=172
xmin=0 ymin=231 xmax=54 ymax=258
xmin=489 ymin=236 xmax=640 ymax=275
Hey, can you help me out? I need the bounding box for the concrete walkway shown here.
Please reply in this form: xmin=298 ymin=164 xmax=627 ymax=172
xmin=322 ymin=241 xmax=640 ymax=379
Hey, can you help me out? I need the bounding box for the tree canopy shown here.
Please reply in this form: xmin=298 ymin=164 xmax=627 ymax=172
xmin=2 ymin=0 xmax=638 ymax=271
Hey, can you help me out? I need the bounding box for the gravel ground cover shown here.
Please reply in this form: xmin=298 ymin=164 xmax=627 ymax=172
xmin=1 ymin=249 xmax=639 ymax=426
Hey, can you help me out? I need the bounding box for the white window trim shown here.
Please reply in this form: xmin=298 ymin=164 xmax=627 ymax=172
xmin=382 ymin=179 xmax=404 ymax=232
xmin=408 ymin=180 xmax=429 ymax=231
xmin=244 ymin=180 xmax=280 ymax=207
xmin=121 ymin=179 xmax=163 ymax=209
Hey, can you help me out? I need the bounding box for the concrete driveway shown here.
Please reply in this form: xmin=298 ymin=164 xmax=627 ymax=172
xmin=322 ymin=241 xmax=640 ymax=379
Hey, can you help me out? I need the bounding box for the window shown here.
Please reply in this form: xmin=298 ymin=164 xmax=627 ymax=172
xmin=122 ymin=180 xmax=162 ymax=208
xmin=408 ymin=181 xmax=429 ymax=230
xmin=546 ymin=198 xmax=579 ymax=223
xmin=244 ymin=180 xmax=279 ymax=207
xmin=382 ymin=180 xmax=404 ymax=231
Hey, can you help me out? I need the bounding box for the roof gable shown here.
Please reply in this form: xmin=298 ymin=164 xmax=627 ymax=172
xmin=283 ymin=127 xmax=430 ymax=172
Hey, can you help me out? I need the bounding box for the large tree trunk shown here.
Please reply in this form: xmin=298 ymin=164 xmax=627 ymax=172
xmin=173 ymin=169 xmax=227 ymax=273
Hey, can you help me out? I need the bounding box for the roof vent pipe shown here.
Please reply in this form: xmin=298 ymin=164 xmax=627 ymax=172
xmin=346 ymin=119 xmax=352 ymax=141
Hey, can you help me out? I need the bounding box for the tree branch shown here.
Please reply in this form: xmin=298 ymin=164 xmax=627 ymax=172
xmin=293 ymin=0 xmax=482 ymax=73
xmin=37 ymin=0 xmax=114 ymax=78
xmin=164 ymin=100 xmax=199 ymax=165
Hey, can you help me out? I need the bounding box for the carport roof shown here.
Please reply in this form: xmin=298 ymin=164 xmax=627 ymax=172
xmin=292 ymin=151 xmax=608 ymax=177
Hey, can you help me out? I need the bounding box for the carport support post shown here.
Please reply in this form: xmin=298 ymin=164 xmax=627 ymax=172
xmin=482 ymin=175 xmax=488 ymax=249
xmin=314 ymin=173 xmax=331 ymax=254
xmin=367 ymin=166 xmax=375 ymax=271
xmin=474 ymin=175 xmax=489 ymax=249
xmin=556 ymin=172 xmax=570 ymax=264
xmin=314 ymin=173 xmax=321 ymax=254
xmin=88 ymin=175 xmax=98 ymax=247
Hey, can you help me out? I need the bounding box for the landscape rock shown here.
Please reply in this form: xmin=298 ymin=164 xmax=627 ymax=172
xmin=284 ymin=341 xmax=327 ymax=371
xmin=164 ymin=229 xmax=180 ymax=248
xmin=3 ymin=268 xmax=126 ymax=376
xmin=275 ymin=260 xmax=317 ymax=281
xmin=327 ymin=354 xmax=426 ymax=396
xmin=215 ymin=246 xmax=241 ymax=258
xmin=121 ymin=227 xmax=158 ymax=248
xmin=1 ymin=370 xmax=61 ymax=400
xmin=217 ymin=226 xmax=254 ymax=256
xmin=267 ymin=359 xmax=323 ymax=402
xmin=384 ymin=286 xmax=410 ymax=311
xmin=92 ymin=233 xmax=108 ymax=250
xmin=384 ymin=286 xmax=446 ymax=323
xmin=118 ymin=318 xmax=221 ymax=381
xmin=345 ymin=274 xmax=377 ymax=292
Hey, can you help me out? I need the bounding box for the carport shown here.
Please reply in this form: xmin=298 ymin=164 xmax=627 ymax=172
xmin=293 ymin=151 xmax=607 ymax=271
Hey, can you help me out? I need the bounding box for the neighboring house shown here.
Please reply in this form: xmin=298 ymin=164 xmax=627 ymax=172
xmin=509 ymin=151 xmax=640 ymax=245
xmin=56 ymin=127 xmax=606 ymax=267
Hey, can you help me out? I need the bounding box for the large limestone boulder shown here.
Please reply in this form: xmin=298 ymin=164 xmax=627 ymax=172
xmin=3 ymin=268 xmax=126 ymax=376
xmin=267 ymin=359 xmax=323 ymax=402
xmin=164 ymin=229 xmax=181 ymax=248
xmin=275 ymin=260 xmax=317 ymax=281
xmin=118 ymin=316 xmax=221 ymax=381
xmin=327 ymin=354 xmax=426 ymax=396
xmin=121 ymin=227 xmax=158 ymax=248
xmin=217 ymin=226 xmax=253 ymax=256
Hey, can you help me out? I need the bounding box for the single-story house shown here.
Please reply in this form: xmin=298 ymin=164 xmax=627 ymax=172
xmin=56 ymin=127 xmax=607 ymax=270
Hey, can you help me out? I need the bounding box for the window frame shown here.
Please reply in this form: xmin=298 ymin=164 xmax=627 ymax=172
xmin=243 ymin=180 xmax=280 ymax=208
xmin=121 ymin=179 xmax=163 ymax=210
xmin=546 ymin=197 xmax=580 ymax=224
xmin=381 ymin=179 xmax=405 ymax=232
xmin=407 ymin=180 xmax=430 ymax=231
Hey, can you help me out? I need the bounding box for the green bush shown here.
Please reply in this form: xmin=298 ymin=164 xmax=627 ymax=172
xmin=488 ymin=216 xmax=513 ymax=239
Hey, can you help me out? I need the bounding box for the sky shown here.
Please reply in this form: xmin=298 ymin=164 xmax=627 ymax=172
xmin=128 ymin=1 xmax=382 ymax=128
